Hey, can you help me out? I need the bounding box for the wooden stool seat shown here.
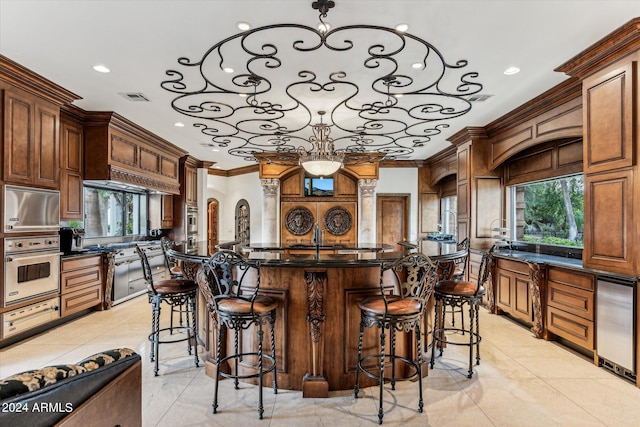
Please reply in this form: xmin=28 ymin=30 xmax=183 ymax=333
xmin=147 ymin=280 xmax=197 ymax=295
xmin=357 ymin=296 xmax=422 ymax=316
xmin=217 ymin=295 xmax=278 ymax=314
xmin=435 ymin=279 xmax=485 ymax=297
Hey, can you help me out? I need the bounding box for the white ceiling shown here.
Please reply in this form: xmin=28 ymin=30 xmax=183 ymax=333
xmin=1 ymin=0 xmax=637 ymax=170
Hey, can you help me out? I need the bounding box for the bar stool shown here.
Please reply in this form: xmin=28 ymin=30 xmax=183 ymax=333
xmin=136 ymin=245 xmax=199 ymax=376
xmin=354 ymin=253 xmax=439 ymax=425
xmin=445 ymin=238 xmax=470 ymax=330
xmin=197 ymin=250 xmax=277 ymax=419
xmin=429 ymin=248 xmax=492 ymax=378
xmin=160 ymin=237 xmax=187 ymax=332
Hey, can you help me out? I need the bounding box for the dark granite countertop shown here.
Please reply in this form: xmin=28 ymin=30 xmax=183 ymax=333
xmin=242 ymin=242 xmax=395 ymax=251
xmin=492 ymin=250 xmax=638 ymax=282
xmin=246 ymin=250 xmax=403 ymax=267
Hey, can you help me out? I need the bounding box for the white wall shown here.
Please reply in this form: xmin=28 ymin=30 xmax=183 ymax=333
xmin=205 ymin=171 xmax=263 ymax=243
xmin=376 ymin=168 xmax=419 ymax=241
xmin=204 ymin=167 xmax=419 ymax=244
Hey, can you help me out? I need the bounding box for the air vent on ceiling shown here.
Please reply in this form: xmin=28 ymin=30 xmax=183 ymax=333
xmin=465 ymin=94 xmax=493 ymax=102
xmin=119 ymin=92 xmax=150 ymax=102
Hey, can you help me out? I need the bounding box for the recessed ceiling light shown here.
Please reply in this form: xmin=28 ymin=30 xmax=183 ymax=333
xmin=92 ymin=64 xmax=110 ymax=73
xmin=318 ymin=22 xmax=331 ymax=33
xmin=174 ymin=122 xmax=185 ymax=127
xmin=395 ymin=94 xmax=403 ymax=98
xmin=239 ymin=93 xmax=248 ymax=97
xmin=395 ymin=23 xmax=409 ymax=32
xmin=504 ymin=66 xmax=520 ymax=75
xmin=237 ymin=21 xmax=251 ymax=31
xmin=211 ymin=148 xmax=220 ymax=152
xmin=223 ymin=67 xmax=234 ymax=73
xmin=411 ymin=62 xmax=422 ymax=69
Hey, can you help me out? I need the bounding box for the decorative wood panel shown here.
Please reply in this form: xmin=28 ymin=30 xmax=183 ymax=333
xmin=160 ymin=157 xmax=178 ymax=179
xmin=334 ymin=172 xmax=357 ymax=196
xmin=110 ymin=134 xmax=137 ymax=166
xmin=139 ymin=147 xmax=161 ymax=174
xmin=419 ymin=192 xmax=439 ymax=235
xmin=505 ymin=138 xmax=583 ymax=186
xmin=583 ymin=169 xmax=634 ymax=275
xmin=547 ymin=281 xmax=593 ymax=321
xmin=583 ymin=61 xmax=634 ymax=174
xmin=60 ymin=117 xmax=83 ymax=220
xmin=281 ymin=171 xmax=303 ymax=196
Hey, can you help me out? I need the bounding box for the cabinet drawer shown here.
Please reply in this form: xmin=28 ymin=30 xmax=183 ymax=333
xmin=61 ymin=255 xmax=102 ymax=271
xmin=548 ymin=281 xmax=594 ymax=321
xmin=547 ymin=306 xmax=594 ymax=350
xmin=61 ymin=286 xmax=102 ymax=317
xmin=61 ymin=265 xmax=102 ymax=293
xmin=496 ymin=258 xmax=529 ymax=275
xmin=548 ymin=268 xmax=594 ymax=292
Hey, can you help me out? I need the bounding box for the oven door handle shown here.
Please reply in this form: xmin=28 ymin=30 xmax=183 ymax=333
xmin=5 ymin=252 xmax=62 ymax=263
xmin=4 ymin=306 xmax=59 ymax=327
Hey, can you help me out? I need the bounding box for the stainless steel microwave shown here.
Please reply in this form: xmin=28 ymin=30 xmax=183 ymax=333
xmin=3 ymin=185 xmax=60 ymax=233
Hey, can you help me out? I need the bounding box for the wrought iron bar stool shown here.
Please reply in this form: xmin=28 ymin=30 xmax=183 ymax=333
xmin=354 ymin=253 xmax=440 ymax=424
xmin=197 ymin=250 xmax=278 ymax=419
xmin=136 ymin=245 xmax=199 ymax=376
xmin=160 ymin=237 xmax=187 ymax=332
xmin=429 ymin=247 xmax=493 ymax=378
xmin=445 ymin=238 xmax=470 ymax=331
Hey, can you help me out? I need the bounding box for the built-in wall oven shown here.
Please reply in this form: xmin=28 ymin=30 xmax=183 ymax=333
xmin=2 ymin=236 xmax=62 ymax=340
xmin=4 ymin=236 xmax=61 ymax=306
xmin=186 ymin=206 xmax=198 ymax=234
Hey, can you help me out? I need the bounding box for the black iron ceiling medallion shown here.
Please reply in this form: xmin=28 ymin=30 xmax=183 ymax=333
xmin=161 ymin=0 xmax=483 ymax=164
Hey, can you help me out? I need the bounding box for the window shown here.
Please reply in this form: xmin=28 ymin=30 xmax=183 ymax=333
xmin=509 ymin=174 xmax=584 ymax=247
xmin=440 ymin=196 xmax=457 ymax=238
xmin=84 ymin=186 xmax=148 ymax=238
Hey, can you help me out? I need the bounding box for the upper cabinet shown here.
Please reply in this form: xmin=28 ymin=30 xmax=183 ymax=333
xmin=1 ymin=55 xmax=80 ymax=191
xmin=185 ymin=161 xmax=198 ymax=206
xmin=556 ymin=18 xmax=640 ymax=276
xmin=60 ymin=109 xmax=84 ymax=220
xmin=2 ymin=85 xmax=60 ymax=189
xmin=83 ymin=112 xmax=187 ymax=195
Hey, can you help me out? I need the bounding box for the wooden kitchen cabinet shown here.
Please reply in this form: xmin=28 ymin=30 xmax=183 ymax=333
xmin=546 ymin=266 xmax=595 ymax=351
xmin=185 ymin=164 xmax=197 ymax=206
xmin=60 ymin=114 xmax=84 ymax=220
xmin=148 ymin=194 xmax=174 ymax=230
xmin=60 ymin=255 xmax=103 ymax=317
xmin=495 ymin=258 xmax=533 ymax=324
xmin=161 ymin=194 xmax=174 ymax=228
xmin=3 ymin=85 xmax=60 ymax=189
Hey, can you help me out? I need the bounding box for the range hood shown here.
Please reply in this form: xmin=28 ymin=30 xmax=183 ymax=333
xmin=83 ymin=179 xmax=170 ymax=194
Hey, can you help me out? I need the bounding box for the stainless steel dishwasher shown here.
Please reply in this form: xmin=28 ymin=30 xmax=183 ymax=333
xmin=596 ymin=276 xmax=637 ymax=382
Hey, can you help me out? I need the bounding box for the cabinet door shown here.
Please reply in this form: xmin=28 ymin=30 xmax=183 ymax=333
xmin=162 ymin=195 xmax=174 ymax=228
xmin=60 ymin=120 xmax=83 ymax=219
xmin=513 ymin=273 xmax=533 ymax=322
xmin=496 ymin=270 xmax=513 ymax=312
xmin=33 ymin=100 xmax=59 ymax=188
xmin=3 ymin=87 xmax=33 ymax=184
xmin=583 ymin=169 xmax=635 ymax=275
xmin=583 ymin=61 xmax=634 ymax=174
xmin=185 ymin=166 xmax=197 ymax=206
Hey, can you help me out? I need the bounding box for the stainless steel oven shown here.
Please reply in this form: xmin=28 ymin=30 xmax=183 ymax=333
xmin=4 ymin=185 xmax=60 ymax=233
xmin=186 ymin=233 xmax=198 ymax=254
xmin=4 ymin=236 xmax=61 ymax=306
xmin=186 ymin=206 xmax=198 ymax=234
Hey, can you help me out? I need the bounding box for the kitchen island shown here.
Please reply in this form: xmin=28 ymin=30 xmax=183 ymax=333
xmin=171 ymin=242 xmax=411 ymax=397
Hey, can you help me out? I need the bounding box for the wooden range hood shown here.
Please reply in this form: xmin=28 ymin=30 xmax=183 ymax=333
xmin=83 ymin=112 xmax=187 ymax=194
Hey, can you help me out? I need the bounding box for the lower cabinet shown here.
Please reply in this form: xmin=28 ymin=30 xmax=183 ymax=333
xmin=60 ymin=255 xmax=103 ymax=317
xmin=546 ymin=266 xmax=595 ymax=350
xmin=495 ymin=258 xmax=533 ymax=324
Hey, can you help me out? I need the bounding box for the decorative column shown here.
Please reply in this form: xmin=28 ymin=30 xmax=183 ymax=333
xmin=358 ymin=179 xmax=377 ymax=243
xmin=302 ymin=269 xmax=328 ymax=398
xmin=526 ymin=261 xmax=546 ymax=339
xmin=261 ymin=178 xmax=280 ymax=243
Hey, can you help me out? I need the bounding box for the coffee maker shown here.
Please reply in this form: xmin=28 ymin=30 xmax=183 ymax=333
xmin=60 ymin=227 xmax=86 ymax=254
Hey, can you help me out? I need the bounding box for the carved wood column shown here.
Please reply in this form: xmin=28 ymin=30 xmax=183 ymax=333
xmin=358 ymin=179 xmax=377 ymax=244
xmin=526 ymin=261 xmax=546 ymax=339
xmin=302 ymin=268 xmax=329 ymax=398
xmin=261 ymin=178 xmax=280 ymax=243
xmin=101 ymin=252 xmax=115 ymax=310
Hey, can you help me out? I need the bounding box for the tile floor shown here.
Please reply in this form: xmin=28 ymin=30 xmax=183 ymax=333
xmin=2 ymin=296 xmax=640 ymax=426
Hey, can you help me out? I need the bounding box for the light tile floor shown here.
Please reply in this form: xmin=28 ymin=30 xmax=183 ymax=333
xmin=2 ymin=296 xmax=640 ymax=426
